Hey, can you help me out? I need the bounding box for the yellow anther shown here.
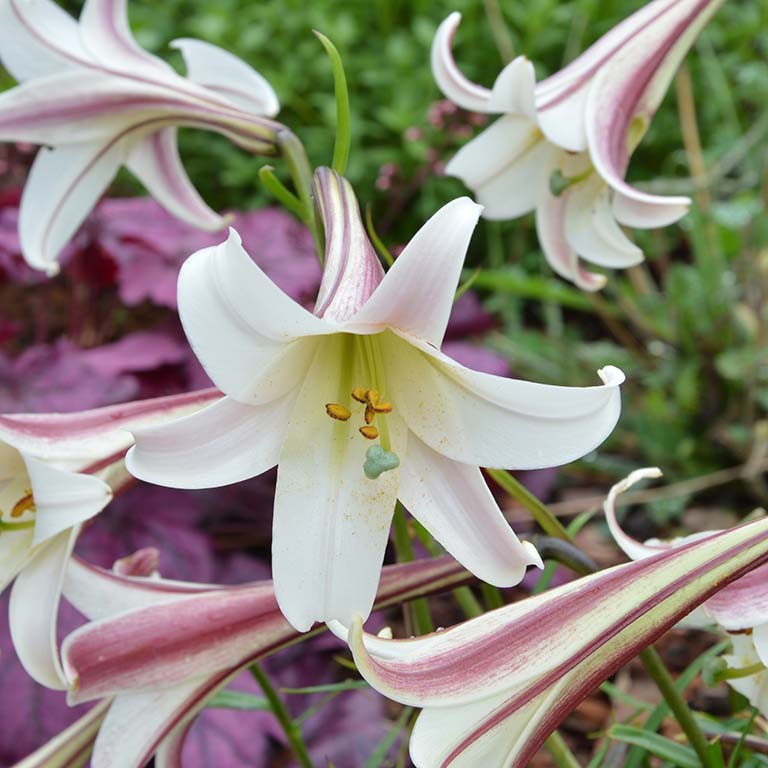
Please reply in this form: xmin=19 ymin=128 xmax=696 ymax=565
xmin=372 ymin=401 xmax=393 ymax=414
xmin=366 ymin=388 xmax=381 ymax=407
xmin=325 ymin=403 xmax=352 ymax=421
xmin=364 ymin=405 xmax=375 ymax=425
xmin=11 ymin=492 xmax=35 ymax=518
xmin=351 ymin=387 xmax=369 ymax=404
xmin=359 ymin=425 xmax=379 ymax=440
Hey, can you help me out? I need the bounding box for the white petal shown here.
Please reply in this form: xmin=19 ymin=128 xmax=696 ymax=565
xmin=382 ymin=333 xmax=623 ymax=469
xmin=171 ymin=37 xmax=279 ymax=117
xmin=399 ymin=434 xmax=542 ymax=586
xmin=488 ymin=56 xmax=537 ymax=120
xmin=126 ymin=127 xmax=226 ymax=231
xmin=177 ymin=229 xmax=329 ymax=401
xmin=80 ymin=0 xmax=171 ymax=75
xmin=753 ymin=623 xmax=768 ymax=669
xmin=612 ymin=188 xmax=691 ymax=229
xmin=24 ymin=456 xmax=112 ymax=546
xmin=535 ymin=188 xmax=607 ymax=291
xmin=0 ymin=0 xmax=90 ymax=81
xmin=349 ymin=198 xmax=481 ymax=348
xmin=9 ymin=528 xmax=74 ymax=688
xmin=445 ymin=117 xmax=551 ymax=221
xmin=564 ymin=175 xmax=644 ymax=268
xmin=431 ymin=13 xmax=493 ymax=113
xmin=126 ymin=394 xmax=293 ymax=489
xmin=20 ymin=138 xmax=130 ymax=273
xmin=272 ymin=334 xmax=405 ymax=632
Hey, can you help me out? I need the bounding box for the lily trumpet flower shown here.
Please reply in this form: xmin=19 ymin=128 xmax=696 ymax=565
xmin=332 ymin=515 xmax=768 ymax=768
xmin=0 ymin=0 xmax=281 ymax=273
xmin=127 ymin=167 xmax=625 ymax=632
xmin=59 ymin=554 xmax=469 ymax=768
xmin=0 ymin=388 xmax=218 ymax=689
xmin=433 ymin=0 xmax=724 ymax=289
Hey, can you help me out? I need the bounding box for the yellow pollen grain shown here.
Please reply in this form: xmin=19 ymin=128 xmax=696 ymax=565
xmin=11 ymin=492 xmax=35 ymax=518
xmin=325 ymin=403 xmax=352 ymax=421
xmin=359 ymin=425 xmax=379 ymax=440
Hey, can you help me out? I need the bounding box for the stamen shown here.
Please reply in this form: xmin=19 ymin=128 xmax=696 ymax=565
xmin=325 ymin=403 xmax=352 ymax=421
xmin=359 ymin=425 xmax=379 ymax=440
xmin=351 ymin=387 xmax=369 ymax=404
xmin=366 ymin=388 xmax=381 ymax=407
xmin=11 ymin=492 xmax=35 ymax=518
xmin=364 ymin=406 xmax=375 ymax=425
xmin=372 ymin=401 xmax=392 ymax=414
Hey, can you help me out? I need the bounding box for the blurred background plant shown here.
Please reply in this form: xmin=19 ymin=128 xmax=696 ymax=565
xmin=1 ymin=0 xmax=768 ymax=765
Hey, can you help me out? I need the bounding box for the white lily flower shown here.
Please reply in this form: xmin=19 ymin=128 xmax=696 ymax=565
xmin=433 ymin=0 xmax=724 ymax=289
xmin=127 ymin=167 xmax=625 ymax=632
xmin=0 ymin=388 xmax=219 ymax=689
xmin=0 ymin=0 xmax=281 ymax=273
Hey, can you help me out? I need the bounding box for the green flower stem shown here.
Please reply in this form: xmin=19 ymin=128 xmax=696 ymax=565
xmin=480 ymin=582 xmax=504 ymax=610
xmin=250 ymin=662 xmax=313 ymax=768
xmin=391 ymin=505 xmax=434 ymax=635
xmin=258 ymin=165 xmax=305 ymax=220
xmin=486 ymin=468 xmax=573 ymax=542
xmin=544 ymin=730 xmax=581 ymax=768
xmin=638 ymin=648 xmax=719 ymax=768
xmin=276 ymin=129 xmax=324 ymax=263
xmin=720 ymin=661 xmax=766 ymax=680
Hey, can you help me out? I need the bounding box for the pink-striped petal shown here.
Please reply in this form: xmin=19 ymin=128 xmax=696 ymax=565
xmin=79 ymin=0 xmax=171 ymax=74
xmin=344 ymin=515 xmax=768 ymax=767
xmin=382 ymin=332 xmax=623 ymax=469
xmin=171 ymin=37 xmax=279 ymax=117
xmin=431 ymin=13 xmax=493 ymax=113
xmin=125 ymin=127 xmax=226 ymax=231
xmin=177 ymin=229 xmax=329 ymax=402
xmin=313 ymin=168 xmax=384 ymax=324
xmin=349 ymin=198 xmax=482 ymax=347
xmin=0 ymin=0 xmax=90 ymax=82
xmin=399 ymin=434 xmax=543 ymax=587
xmin=126 ymin=393 xmax=294 ymax=489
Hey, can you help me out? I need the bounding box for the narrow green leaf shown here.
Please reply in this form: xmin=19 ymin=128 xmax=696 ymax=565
xmin=454 ymin=267 xmax=482 ymax=303
xmin=364 ymin=706 xmax=413 ymax=768
xmin=314 ymin=31 xmax=351 ymax=175
xmin=281 ymin=680 xmax=370 ymax=695
xmin=259 ymin=165 xmax=306 ymax=220
xmin=608 ymin=724 xmax=701 ymax=768
xmin=207 ymin=690 xmax=271 ymax=711
xmin=365 ymin=203 xmax=394 ymax=267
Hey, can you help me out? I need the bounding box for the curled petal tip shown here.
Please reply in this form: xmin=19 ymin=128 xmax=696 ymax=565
xmin=522 ymin=540 xmax=544 ymax=569
xmin=597 ymin=365 xmax=625 ymax=386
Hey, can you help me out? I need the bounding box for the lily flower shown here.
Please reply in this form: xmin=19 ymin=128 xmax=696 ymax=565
xmin=126 ymin=167 xmax=625 ymax=632
xmin=59 ymin=553 xmax=469 ymax=768
xmin=0 ymin=388 xmax=218 ymax=689
xmin=331 ymin=515 xmax=768 ymax=768
xmin=433 ymin=0 xmax=724 ymax=289
xmin=0 ymin=0 xmax=281 ymax=273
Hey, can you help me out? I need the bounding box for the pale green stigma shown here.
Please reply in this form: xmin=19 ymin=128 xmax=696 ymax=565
xmin=363 ymin=445 xmax=400 ymax=480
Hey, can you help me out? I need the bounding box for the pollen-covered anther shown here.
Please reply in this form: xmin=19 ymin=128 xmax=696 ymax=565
xmin=359 ymin=425 xmax=379 ymax=440
xmin=351 ymin=387 xmax=369 ymax=404
xmin=372 ymin=401 xmax=392 ymax=414
xmin=325 ymin=403 xmax=352 ymax=421
xmin=11 ymin=492 xmax=35 ymax=518
xmin=364 ymin=405 xmax=375 ymax=425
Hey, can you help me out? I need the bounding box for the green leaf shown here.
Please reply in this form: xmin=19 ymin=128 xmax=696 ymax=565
xmin=207 ymin=690 xmax=271 ymax=711
xmin=608 ymin=724 xmax=701 ymax=768
xmin=281 ymin=680 xmax=370 ymax=694
xmin=363 ymin=706 xmax=412 ymax=768
xmin=314 ymin=31 xmax=351 ymax=175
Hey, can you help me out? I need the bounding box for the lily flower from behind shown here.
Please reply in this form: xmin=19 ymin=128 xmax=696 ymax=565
xmin=0 ymin=0 xmax=282 ymax=273
xmin=127 ymin=166 xmax=625 ymax=632
xmin=433 ymin=0 xmax=724 ymax=289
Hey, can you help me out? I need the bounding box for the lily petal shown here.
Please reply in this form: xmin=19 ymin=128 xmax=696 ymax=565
xmin=0 ymin=0 xmax=89 ymax=81
xmin=171 ymin=37 xmax=279 ymax=117
xmin=564 ymin=175 xmax=644 ymax=268
xmin=445 ymin=118 xmax=552 ymax=221
xmin=431 ymin=13 xmax=493 ymax=113
xmin=535 ymin=187 xmax=607 ymax=291
xmin=313 ymin=168 xmax=384 ymax=323
xmin=80 ymin=0 xmax=171 ymax=75
xmin=350 ymin=197 xmax=482 ymax=347
xmin=19 ymin=138 xmax=132 ymax=274
xmin=273 ymin=334 xmax=406 ymax=631
xmin=343 ymin=515 xmax=768 ymax=767
xmin=399 ymin=434 xmax=543 ymax=587
xmin=383 ymin=333 xmax=623 ymax=469
xmin=125 ymin=127 xmax=226 ymax=231
xmin=177 ymin=229 xmax=329 ymax=402
xmin=9 ymin=528 xmax=74 ymax=688
xmin=488 ymin=57 xmax=537 ymax=120
xmin=126 ymin=394 xmax=294 ymax=489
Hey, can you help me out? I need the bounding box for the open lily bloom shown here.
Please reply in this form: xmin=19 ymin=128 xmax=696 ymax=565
xmin=127 ymin=167 xmax=625 ymax=631
xmin=0 ymin=0 xmax=281 ymax=273
xmin=0 ymin=388 xmax=218 ymax=689
xmin=59 ymin=553 xmax=468 ymax=768
xmin=331 ymin=515 xmax=768 ymax=768
xmin=433 ymin=0 xmax=724 ymax=289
